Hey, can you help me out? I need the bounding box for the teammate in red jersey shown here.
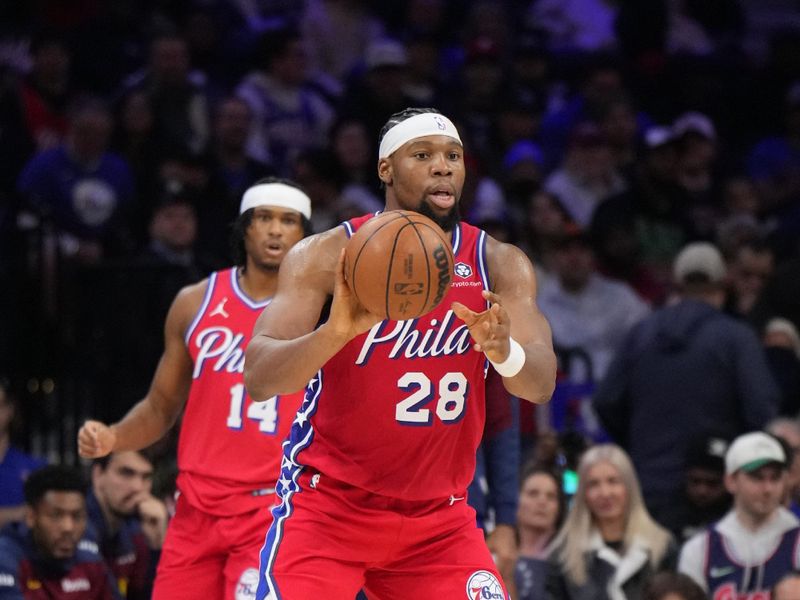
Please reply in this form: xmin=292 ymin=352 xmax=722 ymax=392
xmin=77 ymin=178 xmax=311 ymax=600
xmin=244 ymin=108 xmax=557 ymax=600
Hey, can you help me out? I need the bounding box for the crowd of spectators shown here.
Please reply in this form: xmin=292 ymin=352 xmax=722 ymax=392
xmin=2 ymin=1 xmax=800 ymax=598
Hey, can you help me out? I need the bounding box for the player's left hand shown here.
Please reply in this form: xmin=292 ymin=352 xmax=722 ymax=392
xmin=77 ymin=420 xmax=116 ymax=458
xmin=452 ymin=290 xmax=511 ymax=364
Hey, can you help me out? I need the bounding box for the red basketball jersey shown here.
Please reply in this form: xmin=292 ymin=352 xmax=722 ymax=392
xmin=284 ymin=216 xmax=490 ymax=501
xmin=179 ymin=268 xmax=304 ymax=515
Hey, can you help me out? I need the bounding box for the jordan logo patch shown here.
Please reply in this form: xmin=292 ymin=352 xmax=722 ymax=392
xmin=210 ymin=298 xmax=230 ymax=319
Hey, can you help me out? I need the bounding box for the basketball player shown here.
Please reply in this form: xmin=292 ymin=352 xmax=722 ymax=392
xmin=244 ymin=108 xmax=557 ymax=599
xmin=77 ymin=178 xmax=312 ymax=600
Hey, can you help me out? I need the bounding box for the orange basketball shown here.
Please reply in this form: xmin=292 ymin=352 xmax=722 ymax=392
xmin=344 ymin=210 xmax=454 ymax=320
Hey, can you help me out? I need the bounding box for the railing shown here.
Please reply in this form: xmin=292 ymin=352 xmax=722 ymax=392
xmin=6 ymin=214 xmax=186 ymax=464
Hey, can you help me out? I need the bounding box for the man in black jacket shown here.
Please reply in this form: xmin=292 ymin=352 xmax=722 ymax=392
xmin=593 ymin=242 xmax=781 ymax=522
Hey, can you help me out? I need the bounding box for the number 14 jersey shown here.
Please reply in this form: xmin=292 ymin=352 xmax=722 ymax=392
xmin=180 ymin=268 xmax=304 ymax=516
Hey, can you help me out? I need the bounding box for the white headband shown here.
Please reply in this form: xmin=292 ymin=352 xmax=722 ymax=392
xmin=378 ymin=113 xmax=462 ymax=159
xmin=239 ymin=183 xmax=312 ymax=219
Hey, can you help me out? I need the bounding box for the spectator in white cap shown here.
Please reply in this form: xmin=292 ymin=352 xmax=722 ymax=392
xmin=678 ymin=431 xmax=800 ymax=598
xmin=593 ymin=241 xmax=781 ymax=523
xmin=77 ymin=177 xmax=313 ymax=599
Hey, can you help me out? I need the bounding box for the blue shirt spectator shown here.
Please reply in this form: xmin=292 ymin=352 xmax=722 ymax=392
xmin=0 ymin=382 xmax=46 ymax=527
xmin=17 ymin=97 xmax=135 ymax=261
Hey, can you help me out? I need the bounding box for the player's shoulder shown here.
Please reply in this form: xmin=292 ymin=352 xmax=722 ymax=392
xmin=284 ymin=227 xmax=347 ymax=267
xmin=165 ymin=273 xmax=221 ymax=332
xmin=312 ymin=225 xmax=349 ymax=248
xmin=174 ymin=270 xmax=228 ymax=306
xmin=484 ymin=235 xmax=527 ymax=259
xmin=483 ymin=235 xmax=535 ymax=281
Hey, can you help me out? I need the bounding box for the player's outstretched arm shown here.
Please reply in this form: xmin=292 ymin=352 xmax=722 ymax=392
xmin=452 ymin=239 xmax=556 ymax=403
xmin=77 ymin=283 xmax=200 ymax=458
xmin=245 ymin=230 xmax=381 ymax=400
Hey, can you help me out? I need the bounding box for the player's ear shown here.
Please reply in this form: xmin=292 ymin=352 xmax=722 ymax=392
xmin=378 ymin=158 xmax=393 ymax=186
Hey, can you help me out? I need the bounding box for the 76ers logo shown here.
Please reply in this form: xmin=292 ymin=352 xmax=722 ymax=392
xmin=235 ymin=568 xmax=259 ymax=599
xmin=466 ymin=570 xmax=504 ymax=600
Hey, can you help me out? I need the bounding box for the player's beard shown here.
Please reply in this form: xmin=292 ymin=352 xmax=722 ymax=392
xmin=258 ymin=261 xmax=280 ymax=273
xmin=249 ymin=254 xmax=281 ymax=273
xmin=416 ymin=200 xmax=460 ymax=232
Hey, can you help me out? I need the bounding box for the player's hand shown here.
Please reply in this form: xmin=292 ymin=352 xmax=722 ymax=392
xmin=77 ymin=420 xmax=116 ymax=458
xmin=327 ymin=248 xmax=382 ymax=342
xmin=452 ymin=290 xmax=512 ymax=364
xmin=486 ymin=524 xmax=518 ymax=598
xmin=135 ymin=493 xmax=169 ymax=549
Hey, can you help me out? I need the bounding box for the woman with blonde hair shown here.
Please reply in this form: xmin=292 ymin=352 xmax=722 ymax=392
xmin=545 ymin=444 xmax=678 ymax=600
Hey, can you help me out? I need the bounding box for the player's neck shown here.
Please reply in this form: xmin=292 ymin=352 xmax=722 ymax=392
xmin=237 ymin=265 xmax=278 ymax=301
xmin=381 ymin=202 xmax=456 ymax=244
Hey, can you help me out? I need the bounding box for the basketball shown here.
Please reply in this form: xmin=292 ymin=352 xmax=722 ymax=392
xmin=344 ymin=210 xmax=455 ymax=321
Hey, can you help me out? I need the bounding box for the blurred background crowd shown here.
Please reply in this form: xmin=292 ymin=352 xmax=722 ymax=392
xmin=2 ymin=0 xmax=800 ymax=597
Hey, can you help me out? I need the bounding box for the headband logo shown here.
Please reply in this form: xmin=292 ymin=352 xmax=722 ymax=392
xmin=434 ymin=116 xmax=446 ymax=131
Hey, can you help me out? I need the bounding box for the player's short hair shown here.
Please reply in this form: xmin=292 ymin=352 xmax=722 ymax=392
xmin=378 ymin=107 xmax=443 ymax=147
xmin=230 ymin=177 xmax=312 ymax=268
xmin=24 ymin=465 xmax=87 ymax=508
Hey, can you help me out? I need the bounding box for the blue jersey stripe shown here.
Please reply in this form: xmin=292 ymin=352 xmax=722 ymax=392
xmin=477 ymin=230 xmax=490 ymax=296
xmin=256 ymin=371 xmax=324 ymax=600
xmin=452 ymin=222 xmax=461 ymax=255
xmin=231 ymin=268 xmax=271 ymax=310
xmin=184 ymin=271 xmax=217 ymax=345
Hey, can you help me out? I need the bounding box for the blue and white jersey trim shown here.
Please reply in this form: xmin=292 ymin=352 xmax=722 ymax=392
xmin=184 ymin=271 xmax=217 ymax=345
xmin=476 ymin=229 xmax=490 ymax=296
xmin=231 ymin=268 xmax=272 ymax=310
xmin=451 ymin=222 xmax=462 ymax=255
xmin=255 ymin=371 xmax=324 ymax=600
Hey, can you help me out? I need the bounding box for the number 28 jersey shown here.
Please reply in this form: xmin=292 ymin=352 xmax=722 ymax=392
xmin=179 ymin=268 xmax=304 ymax=515
xmin=284 ymin=216 xmax=491 ymax=501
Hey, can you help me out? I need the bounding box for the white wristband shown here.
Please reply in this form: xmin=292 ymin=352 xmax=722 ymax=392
xmin=488 ymin=337 xmax=526 ymax=378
